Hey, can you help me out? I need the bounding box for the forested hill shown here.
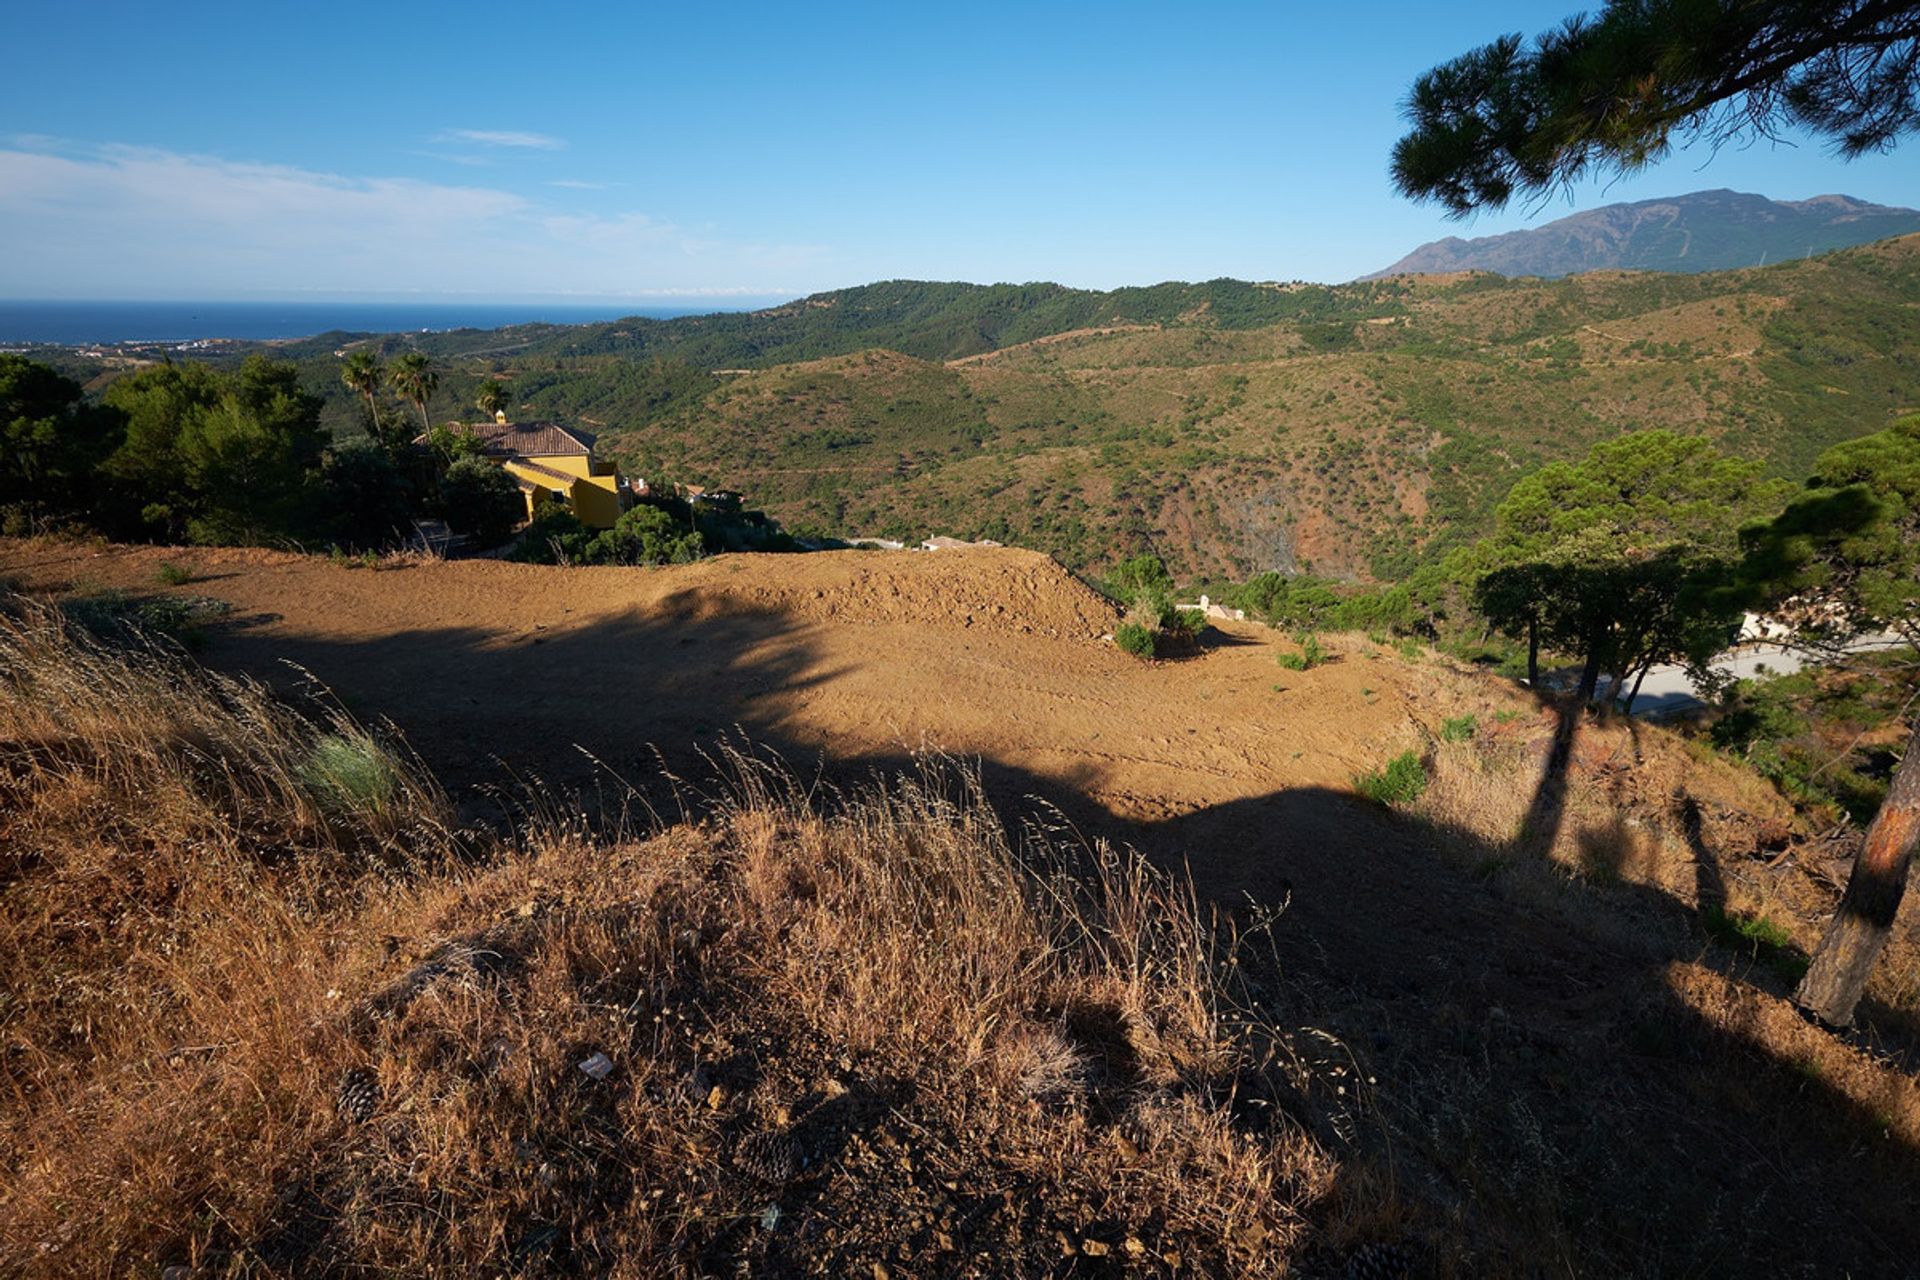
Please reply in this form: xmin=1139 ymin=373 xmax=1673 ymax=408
xmin=1367 ymin=189 xmax=1920 ymax=280
xmin=53 ymin=233 xmax=1920 ymax=583
xmin=269 ymin=277 xmax=1410 ymax=369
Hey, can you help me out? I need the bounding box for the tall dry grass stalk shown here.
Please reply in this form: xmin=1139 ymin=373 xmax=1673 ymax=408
xmin=0 ymin=599 xmax=1340 ymax=1275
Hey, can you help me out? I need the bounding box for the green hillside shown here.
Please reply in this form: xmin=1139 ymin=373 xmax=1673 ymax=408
xmin=598 ymin=238 xmax=1920 ymax=577
xmin=62 ymin=235 xmax=1920 ymax=580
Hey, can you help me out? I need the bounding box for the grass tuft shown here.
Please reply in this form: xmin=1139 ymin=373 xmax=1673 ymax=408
xmin=1701 ymin=906 xmax=1809 ymax=982
xmin=1355 ymin=750 xmax=1428 ymax=807
xmin=299 ymin=732 xmax=402 ymax=815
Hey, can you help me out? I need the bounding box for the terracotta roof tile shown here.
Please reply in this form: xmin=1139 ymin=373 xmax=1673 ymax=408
xmin=508 ymin=458 xmax=578 ymax=485
xmin=452 ymin=419 xmax=597 ymax=457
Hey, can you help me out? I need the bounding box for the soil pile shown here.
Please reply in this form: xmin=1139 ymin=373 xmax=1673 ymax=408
xmin=669 ymin=547 xmax=1119 ymax=639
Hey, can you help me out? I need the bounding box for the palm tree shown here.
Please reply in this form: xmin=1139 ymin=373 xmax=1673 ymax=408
xmin=340 ymin=350 xmax=383 ymax=427
xmin=475 ymin=378 xmax=513 ymax=422
xmin=388 ymin=353 xmax=439 ymax=436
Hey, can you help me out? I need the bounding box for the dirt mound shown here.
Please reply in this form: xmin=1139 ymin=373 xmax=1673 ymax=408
xmin=669 ymin=547 xmax=1119 ymax=640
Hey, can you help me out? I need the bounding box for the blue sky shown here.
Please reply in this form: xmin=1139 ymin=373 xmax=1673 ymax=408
xmin=3 ymin=0 xmax=1913 ymax=302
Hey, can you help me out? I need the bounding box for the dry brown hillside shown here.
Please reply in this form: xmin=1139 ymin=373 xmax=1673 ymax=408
xmin=5 ymin=537 xmax=1920 ymax=1275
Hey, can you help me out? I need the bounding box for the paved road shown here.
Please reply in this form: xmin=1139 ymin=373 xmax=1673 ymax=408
xmin=1624 ymin=632 xmax=1906 ymax=717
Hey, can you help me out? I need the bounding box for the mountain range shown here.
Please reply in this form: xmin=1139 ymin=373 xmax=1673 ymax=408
xmin=1367 ymin=189 xmax=1920 ymax=279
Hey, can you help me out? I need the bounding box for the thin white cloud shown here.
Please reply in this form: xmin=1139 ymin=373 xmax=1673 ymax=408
xmin=549 ymin=178 xmax=620 ymax=190
xmin=0 ymin=142 xmax=829 ymax=298
xmin=435 ymin=129 xmax=565 ymax=150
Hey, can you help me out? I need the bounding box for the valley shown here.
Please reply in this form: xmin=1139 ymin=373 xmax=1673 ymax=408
xmin=46 ymin=234 xmax=1914 ymax=582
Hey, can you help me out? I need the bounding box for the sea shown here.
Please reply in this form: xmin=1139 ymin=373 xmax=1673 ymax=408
xmin=0 ymin=299 xmax=789 ymax=346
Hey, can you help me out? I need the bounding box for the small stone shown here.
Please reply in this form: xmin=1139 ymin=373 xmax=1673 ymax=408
xmin=936 ymin=1231 xmax=955 ymax=1252
xmin=1082 ymin=1239 xmax=1111 ymax=1257
xmin=1055 ymin=1231 xmax=1076 ymax=1256
xmin=577 ymin=1052 xmax=613 ymax=1081
xmin=871 ymin=1264 xmax=891 ymax=1280
xmin=1124 ymin=1236 xmax=1146 ymax=1256
xmin=706 ymin=1084 xmax=728 ymax=1110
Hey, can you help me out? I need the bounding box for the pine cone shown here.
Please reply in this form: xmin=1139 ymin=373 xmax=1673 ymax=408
xmin=733 ymin=1129 xmax=799 ymax=1184
xmin=336 ymin=1067 xmax=381 ymax=1123
xmin=1344 ymin=1242 xmax=1413 ymax=1280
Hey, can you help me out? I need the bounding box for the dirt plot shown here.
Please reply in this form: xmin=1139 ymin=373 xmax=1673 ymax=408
xmin=8 ymin=537 xmax=1920 ymax=1272
xmin=4 ymin=542 xmax=1418 ymax=816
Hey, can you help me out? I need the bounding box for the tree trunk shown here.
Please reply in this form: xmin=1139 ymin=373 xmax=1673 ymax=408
xmin=1527 ymin=615 xmax=1539 ymax=688
xmin=1601 ymin=666 xmax=1627 ymax=710
xmin=1795 ymin=716 xmax=1920 ymax=1026
xmin=1623 ymin=661 xmax=1652 ymax=716
xmin=1573 ymin=647 xmax=1603 ymax=705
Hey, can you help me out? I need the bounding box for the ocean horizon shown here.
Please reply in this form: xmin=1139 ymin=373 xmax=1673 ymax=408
xmin=0 ymin=298 xmax=792 ymax=345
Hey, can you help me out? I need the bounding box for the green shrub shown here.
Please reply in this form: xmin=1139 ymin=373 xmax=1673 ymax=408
xmin=154 ymin=561 xmax=193 ymax=586
xmin=1355 ymin=750 xmax=1428 ymax=807
xmin=299 ymin=732 xmax=400 ymax=815
xmin=1105 ymin=553 xmax=1173 ymax=603
xmin=1278 ymin=631 xmax=1326 ymax=672
xmin=66 ymin=590 xmax=231 ymax=645
xmin=439 ymin=456 xmax=524 ymax=546
xmin=585 ymin=504 xmax=703 ymax=566
xmin=1114 ymin=622 xmax=1156 ymax=659
xmin=512 ymin=504 xmax=593 ymax=565
xmin=1440 ymin=714 xmax=1478 ymax=743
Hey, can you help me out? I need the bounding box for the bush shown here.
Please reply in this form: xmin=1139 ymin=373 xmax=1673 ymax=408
xmin=154 ymin=561 xmax=193 ymax=586
xmin=318 ymin=444 xmax=414 ymax=551
xmin=585 ymin=504 xmax=703 ymax=566
xmin=65 ymin=589 xmax=232 ymax=646
xmin=439 ymin=456 xmax=523 ymax=546
xmin=511 ymin=503 xmax=593 ymax=565
xmin=1277 ymin=631 xmax=1326 ymax=671
xmin=1115 ymin=621 xmax=1157 ymax=659
xmin=1106 ymin=552 xmax=1173 ymax=603
xmin=1440 ymin=714 xmax=1478 ymax=743
xmin=1355 ymin=750 xmax=1428 ymax=807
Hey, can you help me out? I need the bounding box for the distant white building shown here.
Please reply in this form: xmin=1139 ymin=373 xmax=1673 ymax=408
xmin=921 ymin=535 xmax=1004 ymax=551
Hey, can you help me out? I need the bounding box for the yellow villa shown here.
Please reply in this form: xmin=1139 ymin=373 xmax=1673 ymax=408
xmin=451 ymin=416 xmax=626 ymax=529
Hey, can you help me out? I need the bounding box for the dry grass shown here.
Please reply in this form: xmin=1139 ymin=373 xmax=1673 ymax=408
xmin=0 ymin=599 xmax=1340 ymax=1275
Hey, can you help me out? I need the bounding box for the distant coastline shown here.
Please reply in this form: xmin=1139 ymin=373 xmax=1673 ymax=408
xmin=0 ymin=298 xmax=792 ymax=346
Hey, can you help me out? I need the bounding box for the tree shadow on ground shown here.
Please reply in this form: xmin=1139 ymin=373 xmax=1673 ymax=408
xmin=190 ymin=600 xmax=1920 ymax=1276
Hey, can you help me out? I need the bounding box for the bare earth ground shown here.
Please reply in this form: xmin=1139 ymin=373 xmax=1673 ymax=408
xmin=7 ymin=538 xmax=1920 ymax=1274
